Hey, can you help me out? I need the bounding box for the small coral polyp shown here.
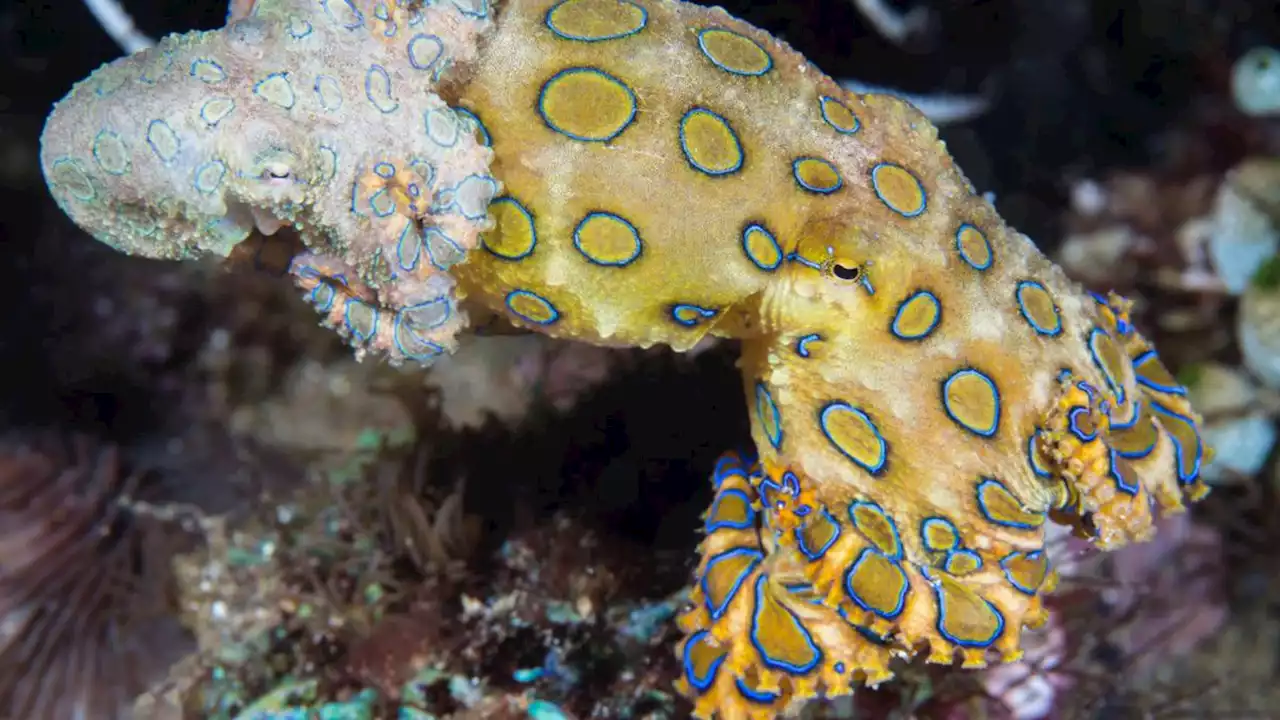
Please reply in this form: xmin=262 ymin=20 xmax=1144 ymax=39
xmin=38 ymin=1 xmax=1212 ymax=717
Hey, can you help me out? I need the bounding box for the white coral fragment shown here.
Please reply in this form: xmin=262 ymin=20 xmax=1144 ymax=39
xmin=1186 ymin=363 xmax=1276 ymax=483
xmin=1232 ymin=46 xmax=1280 ymax=117
xmin=1240 ymin=267 xmax=1280 ymax=390
xmin=1208 ymin=160 xmax=1280 ymax=295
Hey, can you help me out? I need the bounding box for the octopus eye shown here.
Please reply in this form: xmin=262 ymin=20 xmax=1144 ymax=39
xmin=261 ymin=163 xmax=293 ymax=181
xmin=832 ymin=263 xmax=861 ymax=281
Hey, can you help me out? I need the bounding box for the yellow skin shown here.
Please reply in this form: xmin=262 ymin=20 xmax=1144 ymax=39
xmin=39 ymin=1 xmax=1210 ymax=717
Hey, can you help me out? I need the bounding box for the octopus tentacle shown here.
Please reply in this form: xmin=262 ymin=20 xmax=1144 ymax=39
xmin=677 ymin=455 xmax=895 ymax=720
xmin=1041 ymin=294 xmax=1210 ymax=549
xmin=753 ymin=461 xmax=1052 ymax=669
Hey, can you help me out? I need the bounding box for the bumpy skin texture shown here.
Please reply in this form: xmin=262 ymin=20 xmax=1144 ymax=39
xmin=41 ymin=0 xmax=499 ymax=362
xmin=40 ymin=1 xmax=1211 ymax=717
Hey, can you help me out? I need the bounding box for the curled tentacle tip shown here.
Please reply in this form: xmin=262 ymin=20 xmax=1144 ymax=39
xmin=681 ymin=452 xmax=1062 ymax=717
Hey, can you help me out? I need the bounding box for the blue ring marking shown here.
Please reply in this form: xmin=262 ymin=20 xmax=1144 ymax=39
xmin=1026 ymin=430 xmax=1051 ymax=479
xmin=138 ymin=50 xmax=173 ymax=84
xmin=193 ymin=160 xmax=226 ymax=194
xmin=795 ymin=333 xmax=821 ymax=358
xmin=1067 ymin=406 xmax=1097 ymax=442
xmin=1015 ymin=280 xmax=1062 ymax=336
xmin=792 ymin=157 xmax=843 ymax=194
xmin=681 ymin=630 xmax=724 ymax=693
xmin=323 ymin=0 xmax=365 ymax=29
xmin=365 ymin=65 xmax=399 ymax=113
xmin=537 ymin=67 xmax=637 ymax=143
xmin=1132 ymin=350 xmax=1188 ymax=396
xmin=758 ymin=471 xmax=797 ymax=507
xmin=712 ymin=455 xmax=746 ymax=488
xmin=373 ymin=162 xmax=396 ymax=179
xmin=422 ymin=227 xmax=465 ymax=271
xmin=199 ymin=97 xmax=236 ymax=127
xmin=1149 ymin=400 xmax=1204 ymax=485
xmin=573 ymin=211 xmax=642 ymax=266
xmin=505 ymin=289 xmax=560 ymax=326
xmin=735 ymin=677 xmax=780 ymax=704
xmin=315 ymin=75 xmax=344 ymax=111
xmin=294 ymin=265 xmax=331 ymax=309
xmin=434 ymin=174 xmax=499 ymax=221
xmin=1107 ymin=449 xmax=1141 ymax=495
xmin=1110 ymin=397 xmax=1142 ymax=431
xmin=696 ymin=28 xmax=773 ymax=76
xmin=870 ymin=162 xmax=927 ymax=218
xmin=392 ymin=301 xmax=448 ymax=361
xmin=189 ymin=58 xmax=226 ymax=83
xmin=794 ymin=508 xmax=840 ymax=560
xmin=670 ymin=303 xmax=718 ymax=327
xmin=368 ymin=188 xmax=396 ymax=217
xmin=374 ymin=2 xmax=395 ymax=36
xmin=925 ymin=567 xmax=1005 ymax=648
xmin=818 ymin=401 xmax=888 ymax=475
xmin=545 ymin=0 xmax=648 ymax=41
xmin=741 ymin=222 xmax=783 ymax=271
xmin=943 ymin=548 xmax=984 ymax=575
xmin=1000 ymin=551 xmax=1046 ymax=595
xmin=706 ymin=488 xmax=756 ymax=532
xmin=91 ymin=130 xmax=130 ymax=176
xmin=679 ymin=107 xmax=744 ymax=176
xmin=701 ymin=547 xmax=763 ymax=620
xmin=1088 ymin=327 xmax=1127 ymax=406
xmin=941 ymin=368 xmax=1001 ymax=438
xmin=423 ymin=108 xmax=460 ymax=147
xmin=890 ymin=290 xmax=941 ymax=341
xmin=976 ymin=478 xmax=1042 ymax=531
xmin=920 ymin=517 xmax=959 ymax=552
xmin=343 ymin=300 xmax=378 ymax=342
xmin=307 ymin=271 xmax=341 ymax=311
xmin=145 ymin=120 xmax=180 ymax=164
xmin=455 ymin=107 xmax=492 ymax=146
xmin=755 ymin=381 xmax=783 ymax=450
xmin=849 ymin=500 xmax=903 ymax=560
xmin=819 ymin=95 xmax=860 ymax=134
xmin=253 ymin=71 xmax=296 ymax=109
xmin=1113 ymin=425 xmax=1157 ymax=460
xmin=955 ymin=223 xmax=992 ymax=271
xmin=749 ymin=575 xmax=822 ymax=674
xmin=483 ymin=196 xmax=537 ymax=261
xmin=309 ymin=283 xmax=336 ymax=312
xmin=287 ymin=17 xmax=314 ymax=38
xmin=843 ymin=548 xmax=908 ymax=620
xmin=454 ymin=0 xmax=490 ymax=18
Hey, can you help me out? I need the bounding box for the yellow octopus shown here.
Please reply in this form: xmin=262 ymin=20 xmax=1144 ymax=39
xmin=38 ymin=1 xmax=1209 ymax=717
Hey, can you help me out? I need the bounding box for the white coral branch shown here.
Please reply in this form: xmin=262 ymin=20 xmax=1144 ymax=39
xmin=83 ymin=0 xmax=154 ymax=54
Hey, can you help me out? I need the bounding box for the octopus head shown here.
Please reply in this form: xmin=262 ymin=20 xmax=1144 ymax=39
xmin=40 ymin=1 xmax=495 ymax=264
